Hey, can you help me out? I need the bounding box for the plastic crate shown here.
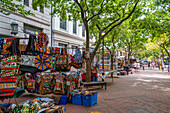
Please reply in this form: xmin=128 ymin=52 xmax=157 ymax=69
xmin=72 ymin=94 xmax=82 ymax=105
xmin=59 ymin=95 xmax=67 ymax=105
xmin=82 ymin=92 xmax=98 ymax=107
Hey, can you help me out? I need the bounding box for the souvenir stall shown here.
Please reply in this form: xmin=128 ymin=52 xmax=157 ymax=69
xmin=0 ymin=32 xmax=98 ymax=113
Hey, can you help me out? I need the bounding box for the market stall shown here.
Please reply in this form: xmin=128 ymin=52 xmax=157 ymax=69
xmin=0 ymin=32 xmax=99 ymax=113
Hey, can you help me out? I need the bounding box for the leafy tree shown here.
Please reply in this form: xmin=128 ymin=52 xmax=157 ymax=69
xmin=0 ymin=0 xmax=33 ymax=16
xmin=33 ymin=0 xmax=141 ymax=81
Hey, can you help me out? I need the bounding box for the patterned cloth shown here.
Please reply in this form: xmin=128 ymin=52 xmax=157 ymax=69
xmin=0 ymin=77 xmax=17 ymax=97
xmin=56 ymin=55 xmax=68 ymax=65
xmin=1 ymin=55 xmax=21 ymax=76
xmin=34 ymin=54 xmax=50 ymax=71
xmin=74 ymin=49 xmax=83 ymax=63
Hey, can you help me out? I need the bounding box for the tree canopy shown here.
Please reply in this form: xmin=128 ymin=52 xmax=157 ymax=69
xmin=0 ymin=0 xmax=33 ymax=16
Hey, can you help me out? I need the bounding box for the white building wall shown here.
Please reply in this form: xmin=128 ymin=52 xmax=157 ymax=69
xmin=0 ymin=0 xmax=50 ymax=39
xmin=52 ymin=16 xmax=87 ymax=49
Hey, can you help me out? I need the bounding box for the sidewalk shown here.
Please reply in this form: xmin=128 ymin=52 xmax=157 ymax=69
xmin=64 ymin=69 xmax=170 ymax=113
xmin=1 ymin=69 xmax=170 ymax=113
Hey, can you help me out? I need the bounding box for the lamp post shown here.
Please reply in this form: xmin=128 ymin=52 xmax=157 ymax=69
xmin=11 ymin=20 xmax=18 ymax=35
xmin=102 ymin=32 xmax=105 ymax=81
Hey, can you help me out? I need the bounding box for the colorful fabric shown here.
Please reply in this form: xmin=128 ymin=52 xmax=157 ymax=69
xmin=56 ymin=55 xmax=68 ymax=65
xmin=0 ymin=38 xmax=4 ymax=52
xmin=36 ymin=32 xmax=48 ymax=49
xmin=74 ymin=49 xmax=83 ymax=63
xmin=39 ymin=73 xmax=53 ymax=94
xmin=34 ymin=54 xmax=50 ymax=71
xmin=0 ymin=77 xmax=17 ymax=97
xmin=1 ymin=55 xmax=21 ymax=75
xmin=50 ymin=56 xmax=56 ymax=71
xmin=2 ymin=38 xmax=14 ymax=54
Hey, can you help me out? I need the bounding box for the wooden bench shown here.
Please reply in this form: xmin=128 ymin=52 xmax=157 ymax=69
xmin=80 ymin=81 xmax=107 ymax=90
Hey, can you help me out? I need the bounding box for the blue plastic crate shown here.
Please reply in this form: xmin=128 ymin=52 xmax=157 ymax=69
xmin=72 ymin=94 xmax=82 ymax=105
xmin=59 ymin=95 xmax=67 ymax=105
xmin=82 ymin=92 xmax=98 ymax=107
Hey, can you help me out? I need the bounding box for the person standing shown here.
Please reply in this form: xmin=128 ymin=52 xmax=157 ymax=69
xmin=148 ymin=62 xmax=150 ymax=69
xmin=124 ymin=65 xmax=129 ymax=75
xmin=152 ymin=62 xmax=155 ymax=69
xmin=143 ymin=64 xmax=145 ymax=70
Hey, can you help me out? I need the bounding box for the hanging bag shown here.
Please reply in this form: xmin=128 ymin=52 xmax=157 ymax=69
xmin=27 ymin=75 xmax=35 ymax=92
xmin=56 ymin=49 xmax=71 ymax=72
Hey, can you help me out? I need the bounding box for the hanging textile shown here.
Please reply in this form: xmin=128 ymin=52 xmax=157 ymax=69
xmin=35 ymin=32 xmax=48 ymax=50
xmin=55 ymin=49 xmax=71 ymax=72
xmin=34 ymin=54 xmax=50 ymax=71
xmin=39 ymin=73 xmax=53 ymax=94
xmin=0 ymin=76 xmax=17 ymax=97
xmin=1 ymin=55 xmax=21 ymax=76
xmin=1 ymin=38 xmax=14 ymax=54
xmin=74 ymin=49 xmax=83 ymax=63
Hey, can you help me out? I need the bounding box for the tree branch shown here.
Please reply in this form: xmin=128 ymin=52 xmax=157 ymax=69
xmin=75 ymin=0 xmax=86 ymax=22
xmin=87 ymin=0 xmax=105 ymax=22
xmin=103 ymin=18 xmax=120 ymax=31
xmin=102 ymin=0 xmax=139 ymax=39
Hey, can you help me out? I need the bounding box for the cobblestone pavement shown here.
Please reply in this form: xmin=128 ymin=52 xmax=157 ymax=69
xmin=1 ymin=69 xmax=170 ymax=113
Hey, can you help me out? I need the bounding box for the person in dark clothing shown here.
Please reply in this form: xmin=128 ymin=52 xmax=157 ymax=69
xmin=148 ymin=62 xmax=150 ymax=69
xmin=124 ymin=65 xmax=129 ymax=75
xmin=143 ymin=64 xmax=145 ymax=70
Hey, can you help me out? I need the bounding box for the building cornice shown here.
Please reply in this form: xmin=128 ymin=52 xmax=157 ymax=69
xmin=53 ymin=29 xmax=86 ymax=42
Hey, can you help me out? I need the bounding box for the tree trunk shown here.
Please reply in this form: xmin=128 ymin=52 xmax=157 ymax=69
xmin=86 ymin=59 xmax=91 ymax=82
xmin=84 ymin=21 xmax=91 ymax=82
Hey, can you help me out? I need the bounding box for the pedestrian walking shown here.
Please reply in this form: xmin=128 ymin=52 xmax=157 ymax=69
xmin=152 ymin=62 xmax=154 ymax=69
xmin=148 ymin=62 xmax=150 ymax=69
xmin=158 ymin=62 xmax=160 ymax=70
xmin=124 ymin=65 xmax=129 ymax=75
xmin=143 ymin=64 xmax=145 ymax=70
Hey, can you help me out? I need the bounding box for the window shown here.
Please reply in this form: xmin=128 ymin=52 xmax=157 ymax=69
xmin=24 ymin=0 xmax=29 ymax=6
xmin=60 ymin=20 xmax=67 ymax=30
xmin=40 ymin=7 xmax=44 ymax=13
xmin=82 ymin=24 xmax=85 ymax=37
xmin=73 ymin=21 xmax=77 ymax=34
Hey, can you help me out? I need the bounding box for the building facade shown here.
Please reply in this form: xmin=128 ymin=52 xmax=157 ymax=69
xmin=0 ymin=0 xmax=95 ymax=51
xmin=0 ymin=0 xmax=51 ymax=43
